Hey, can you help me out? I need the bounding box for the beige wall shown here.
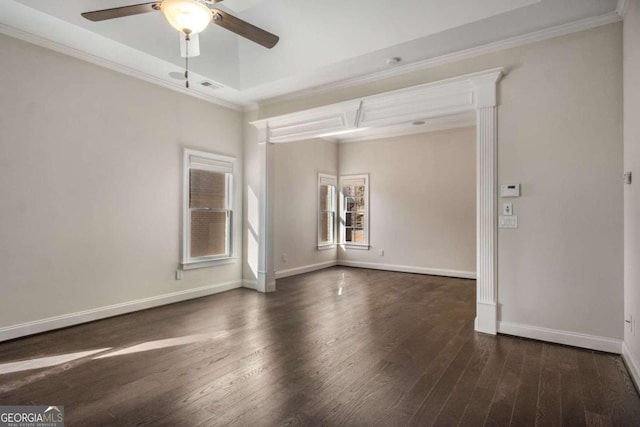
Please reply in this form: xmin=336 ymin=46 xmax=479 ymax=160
xmin=0 ymin=35 xmax=243 ymax=332
xmin=338 ymin=128 xmax=476 ymax=274
xmin=273 ymin=139 xmax=338 ymax=274
xmin=624 ymin=0 xmax=640 ymax=372
xmin=270 ymin=128 xmax=476 ymax=278
xmin=496 ymin=24 xmax=622 ymax=339
xmin=1 ymin=14 xmax=625 ymax=349
xmin=256 ymin=23 xmax=624 ymax=342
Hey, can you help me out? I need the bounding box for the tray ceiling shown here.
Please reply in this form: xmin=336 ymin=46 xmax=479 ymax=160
xmin=2 ymin=0 xmax=620 ymax=108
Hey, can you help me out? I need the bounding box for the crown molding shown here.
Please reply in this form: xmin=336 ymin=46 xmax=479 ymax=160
xmin=243 ymin=103 xmax=260 ymax=113
xmin=0 ymin=1 xmax=245 ymax=112
xmin=617 ymin=0 xmax=630 ymax=18
xmin=0 ymin=22 xmax=244 ymax=112
xmin=257 ymin=11 xmax=621 ymax=107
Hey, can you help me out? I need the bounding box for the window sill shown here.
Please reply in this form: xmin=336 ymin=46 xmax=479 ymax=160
xmin=341 ymin=244 xmax=370 ymax=250
xmin=317 ymin=244 xmax=336 ymax=251
xmin=182 ymin=257 xmax=236 ymax=270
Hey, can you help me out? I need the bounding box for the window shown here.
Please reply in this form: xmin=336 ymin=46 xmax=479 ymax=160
xmin=318 ymin=173 xmax=337 ymax=248
xmin=340 ymin=174 xmax=369 ymax=248
xmin=183 ymin=149 xmax=235 ymax=268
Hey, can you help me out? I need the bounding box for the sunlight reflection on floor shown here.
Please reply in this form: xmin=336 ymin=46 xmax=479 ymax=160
xmin=0 ymin=330 xmax=231 ymax=376
xmin=93 ymin=330 xmax=230 ymax=359
xmin=0 ymin=348 xmax=110 ymax=375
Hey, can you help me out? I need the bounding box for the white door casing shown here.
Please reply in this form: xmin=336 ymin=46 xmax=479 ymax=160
xmin=251 ymin=67 xmax=503 ymax=335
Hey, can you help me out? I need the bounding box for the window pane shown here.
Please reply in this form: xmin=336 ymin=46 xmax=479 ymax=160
xmin=345 ymin=228 xmax=353 ymax=242
xmin=190 ymin=169 xmax=226 ymax=209
xmin=190 ymin=211 xmax=228 ymax=257
xmin=340 ymin=175 xmax=368 ymax=246
xmin=346 ymin=197 xmax=356 ymax=212
xmin=320 ymin=212 xmax=333 ymax=243
xmin=343 ymin=186 xmax=356 ymax=197
xmin=345 ymin=213 xmax=354 ymax=227
xmin=320 ymin=184 xmax=335 ymax=211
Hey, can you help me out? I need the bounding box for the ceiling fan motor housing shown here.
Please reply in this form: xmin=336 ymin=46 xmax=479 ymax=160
xmin=161 ymin=0 xmax=212 ymax=34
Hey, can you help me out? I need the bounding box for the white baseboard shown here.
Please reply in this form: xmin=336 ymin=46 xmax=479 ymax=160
xmin=498 ymin=321 xmax=622 ymax=354
xmin=275 ymin=260 xmax=338 ymax=279
xmin=622 ymin=342 xmax=640 ymax=391
xmin=337 ymin=260 xmax=476 ymax=280
xmin=274 ymin=259 xmax=475 ymax=281
xmin=242 ymin=279 xmax=257 ymax=290
xmin=0 ymin=280 xmax=242 ymax=342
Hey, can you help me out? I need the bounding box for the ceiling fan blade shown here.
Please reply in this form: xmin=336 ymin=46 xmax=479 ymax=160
xmin=82 ymin=2 xmax=161 ymax=22
xmin=211 ymin=9 xmax=279 ymax=49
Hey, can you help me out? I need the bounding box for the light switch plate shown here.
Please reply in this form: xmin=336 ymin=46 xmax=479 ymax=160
xmin=502 ymin=203 xmax=513 ymax=216
xmin=499 ymin=216 xmax=518 ymax=228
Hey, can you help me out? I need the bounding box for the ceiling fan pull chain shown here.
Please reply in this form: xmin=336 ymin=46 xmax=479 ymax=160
xmin=184 ymin=30 xmax=191 ymax=89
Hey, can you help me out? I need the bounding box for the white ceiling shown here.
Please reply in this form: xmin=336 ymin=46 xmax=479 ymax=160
xmin=1 ymin=0 xmax=620 ymax=108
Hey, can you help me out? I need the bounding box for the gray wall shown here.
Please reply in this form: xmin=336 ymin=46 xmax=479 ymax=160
xmin=496 ymin=24 xmax=623 ymax=339
xmin=273 ymin=139 xmax=338 ymax=275
xmin=0 ymin=34 xmax=243 ymax=333
xmin=255 ymin=23 xmax=624 ymax=343
xmin=337 ymin=127 xmax=476 ymax=275
xmin=624 ymin=0 xmax=640 ymax=374
xmin=0 ymin=17 xmax=622 ymax=348
xmin=270 ymin=128 xmax=474 ymax=277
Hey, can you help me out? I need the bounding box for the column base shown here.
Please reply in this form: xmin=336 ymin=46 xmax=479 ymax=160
xmin=257 ymin=272 xmax=276 ymax=293
xmin=475 ymin=301 xmax=497 ymax=335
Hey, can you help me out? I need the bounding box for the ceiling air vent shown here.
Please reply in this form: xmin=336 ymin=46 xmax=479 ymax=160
xmin=200 ymin=81 xmax=223 ymax=90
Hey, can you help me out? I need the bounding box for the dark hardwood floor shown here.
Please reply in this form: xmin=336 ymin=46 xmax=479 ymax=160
xmin=0 ymin=267 xmax=639 ymax=426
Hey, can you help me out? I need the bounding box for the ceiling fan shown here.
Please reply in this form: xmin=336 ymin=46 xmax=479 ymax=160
xmin=82 ymin=0 xmax=278 ymax=88
xmin=81 ymin=0 xmax=279 ymax=49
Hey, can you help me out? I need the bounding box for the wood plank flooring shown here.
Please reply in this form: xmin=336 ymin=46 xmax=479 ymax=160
xmin=0 ymin=267 xmax=638 ymax=426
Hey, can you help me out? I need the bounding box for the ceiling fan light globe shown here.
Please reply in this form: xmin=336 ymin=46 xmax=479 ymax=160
xmin=161 ymin=0 xmax=211 ymax=34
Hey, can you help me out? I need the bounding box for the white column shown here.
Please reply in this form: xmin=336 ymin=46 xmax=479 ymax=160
xmin=475 ymin=106 xmax=498 ymax=334
xmin=256 ymin=139 xmax=276 ymax=293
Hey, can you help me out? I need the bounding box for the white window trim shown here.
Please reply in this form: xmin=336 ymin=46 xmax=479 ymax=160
xmin=318 ymin=173 xmax=337 ymax=250
xmin=182 ymin=148 xmax=236 ymax=269
xmin=339 ymin=173 xmax=370 ymax=250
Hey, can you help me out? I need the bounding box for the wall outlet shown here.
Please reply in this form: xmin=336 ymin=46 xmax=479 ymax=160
xmin=378 ymin=249 xmax=384 ymax=256
xmin=282 ymin=253 xmax=287 ymax=262
xmin=502 ymin=203 xmax=513 ymax=216
xmin=175 ymin=270 xmax=183 ymax=280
